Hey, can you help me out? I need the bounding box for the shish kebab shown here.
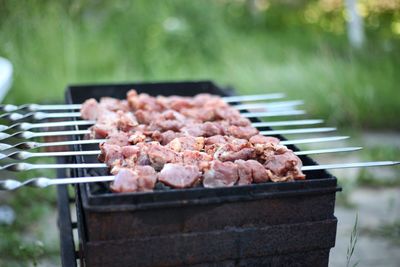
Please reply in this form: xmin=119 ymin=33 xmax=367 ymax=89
xmin=1 ymin=161 xmax=399 ymax=191
xmin=0 ymin=119 xmax=324 ymax=132
xmin=0 ymin=109 xmax=305 ymax=122
xmin=0 ymin=93 xmax=287 ymax=112
xmin=0 ymin=136 xmax=353 ymax=171
xmin=0 ymin=93 xmax=301 ymax=122
xmin=1 ymin=90 xmax=397 ymax=193
xmin=0 ymin=135 xmax=350 ymax=151
xmin=0 ymin=127 xmax=337 ymax=142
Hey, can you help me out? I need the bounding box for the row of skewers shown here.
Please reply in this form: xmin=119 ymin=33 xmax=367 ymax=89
xmin=0 ymin=92 xmax=398 ymax=190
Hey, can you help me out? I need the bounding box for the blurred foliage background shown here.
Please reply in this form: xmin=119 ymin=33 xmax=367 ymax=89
xmin=0 ymin=0 xmax=399 ymax=129
xmin=0 ymin=0 xmax=399 ymax=266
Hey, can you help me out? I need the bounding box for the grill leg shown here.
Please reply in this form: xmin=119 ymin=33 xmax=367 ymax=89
xmin=56 ymin=157 xmax=78 ymax=267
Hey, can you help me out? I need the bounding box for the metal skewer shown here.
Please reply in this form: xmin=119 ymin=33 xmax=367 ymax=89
xmin=0 ymin=120 xmax=95 ymax=132
xmin=0 ymin=139 xmax=106 ymax=151
xmin=0 ymin=130 xmax=90 ymax=141
xmin=0 ymin=101 xmax=298 ymax=115
xmin=301 ymin=161 xmax=400 ymax=171
xmin=241 ymin=110 xmax=305 ymax=118
xmin=0 ymin=162 xmax=107 ymax=171
xmin=234 ymin=100 xmax=304 ymax=111
xmin=0 ymin=119 xmax=324 ymax=133
xmin=280 ymin=136 xmax=349 ymax=145
xmin=294 ymin=147 xmax=363 ymax=156
xmin=1 ymin=161 xmax=398 ymax=190
xmin=0 ymin=93 xmax=288 ymax=113
xmin=223 ymin=93 xmax=286 ymax=102
xmin=0 ymin=135 xmax=349 ymax=152
xmin=0 ymin=112 xmax=81 ymax=122
xmin=0 ymin=127 xmax=336 ymax=142
xmin=0 ymin=147 xmax=363 ymax=161
xmin=0 ymin=138 xmax=352 ymax=171
xmin=251 ymin=119 xmax=323 ymax=127
xmin=0 ymin=176 xmax=115 ymax=190
xmin=0 ymin=109 xmax=305 ymax=122
xmin=259 ymin=127 xmax=336 ymax=135
xmin=0 ymin=104 xmax=83 ymax=112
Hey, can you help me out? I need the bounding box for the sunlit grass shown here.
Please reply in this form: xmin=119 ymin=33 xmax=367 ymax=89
xmin=0 ymin=1 xmax=399 ymax=265
xmin=0 ymin=0 xmax=399 ymax=129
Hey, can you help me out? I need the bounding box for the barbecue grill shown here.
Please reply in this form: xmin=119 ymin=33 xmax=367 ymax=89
xmin=60 ymin=81 xmax=337 ymax=267
xmin=1 ymin=80 xmax=397 ymax=266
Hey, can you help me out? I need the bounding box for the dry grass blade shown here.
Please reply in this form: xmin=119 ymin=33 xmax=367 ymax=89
xmin=346 ymin=213 xmax=359 ymax=267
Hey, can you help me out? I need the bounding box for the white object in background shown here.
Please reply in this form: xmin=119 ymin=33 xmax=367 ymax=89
xmin=345 ymin=0 xmax=365 ymax=48
xmin=0 ymin=57 xmax=13 ymax=102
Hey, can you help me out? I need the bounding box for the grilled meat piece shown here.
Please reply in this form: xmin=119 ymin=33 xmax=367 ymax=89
xmin=203 ymin=161 xmax=239 ymax=188
xmin=80 ymin=98 xmax=99 ymax=120
xmin=158 ymin=163 xmax=202 ymax=188
xmin=167 ymin=136 xmax=205 ymax=152
xmin=182 ymin=150 xmax=212 ymax=172
xmin=235 ymin=159 xmax=253 ymax=185
xmin=110 ymin=166 xmax=157 ymax=193
xmin=116 ymin=110 xmax=138 ymax=132
xmin=106 ymin=132 xmax=131 ymax=146
xmin=214 ymin=141 xmax=255 ymax=162
xmin=264 ymin=152 xmax=305 ymax=182
xmin=128 ymin=90 xmax=164 ymax=112
xmin=250 ymin=135 xmax=280 ymax=145
xmin=227 ymin=125 xmax=259 ymax=140
xmin=180 ymin=107 xmax=216 ymax=121
xmin=89 ymin=123 xmax=116 ymax=139
xmin=147 ymin=143 xmax=182 ymax=171
xmin=99 ymin=143 xmax=123 ymax=166
xmin=201 ymin=121 xmax=226 ymax=137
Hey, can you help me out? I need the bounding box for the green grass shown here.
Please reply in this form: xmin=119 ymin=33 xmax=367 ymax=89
xmin=355 ymin=146 xmax=400 ymax=187
xmin=0 ymin=158 xmax=60 ymax=266
xmin=0 ymin=0 xmax=399 ymax=130
xmin=0 ymin=0 xmax=399 ymax=265
xmin=361 ymin=220 xmax=400 ymax=246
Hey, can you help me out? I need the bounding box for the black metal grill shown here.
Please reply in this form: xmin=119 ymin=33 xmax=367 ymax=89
xmin=56 ymin=80 xmax=340 ymax=267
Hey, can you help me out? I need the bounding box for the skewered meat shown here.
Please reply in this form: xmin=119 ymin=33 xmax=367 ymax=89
xmin=80 ymin=98 xmax=98 ymax=120
xmin=106 ymin=132 xmax=130 ymax=146
xmin=116 ymin=110 xmax=138 ymax=132
xmin=235 ymin=159 xmax=253 ymax=185
xmin=227 ymin=125 xmax=259 ymax=140
xmin=158 ymin=163 xmax=201 ymax=188
xmin=249 ymin=135 xmax=280 ymax=145
xmin=167 ymin=136 xmax=205 ymax=152
xmin=99 ymin=143 xmax=123 ymax=166
xmin=182 ymin=150 xmax=212 ymax=172
xmin=203 ymin=161 xmax=239 ymax=188
xmin=82 ymin=89 xmax=306 ymax=193
xmin=214 ymin=140 xmax=255 ymax=162
xmin=128 ymin=131 xmax=146 ymax=144
xmin=110 ymin=166 xmax=157 ymax=193
xmin=151 ymin=130 xmax=184 ymax=145
xmin=264 ymin=152 xmax=305 ymax=182
xmin=128 ymin=91 xmax=164 ymax=111
xmin=147 ymin=143 xmax=182 ymax=171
